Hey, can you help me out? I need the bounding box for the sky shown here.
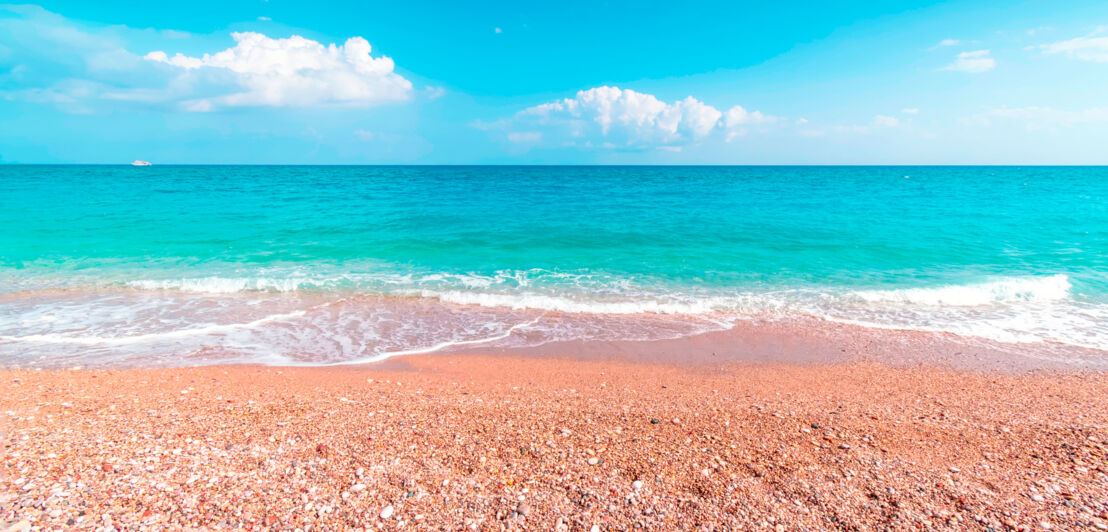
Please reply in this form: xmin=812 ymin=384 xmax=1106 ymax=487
xmin=2 ymin=1 xmax=1108 ymax=164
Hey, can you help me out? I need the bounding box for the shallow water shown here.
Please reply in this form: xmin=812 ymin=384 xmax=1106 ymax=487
xmin=1 ymin=165 xmax=1106 ymax=367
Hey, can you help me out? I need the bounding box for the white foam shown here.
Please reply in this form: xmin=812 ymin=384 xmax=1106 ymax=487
xmin=416 ymin=290 xmax=738 ymax=315
xmin=128 ymin=277 xmax=330 ymax=293
xmin=324 ymin=315 xmax=545 ymax=366
xmin=5 ymin=272 xmax=1107 ymax=368
xmin=848 ymin=274 xmax=1072 ymax=306
xmin=0 ymin=310 xmax=306 ymax=345
xmin=122 ymin=268 xmax=636 ymax=296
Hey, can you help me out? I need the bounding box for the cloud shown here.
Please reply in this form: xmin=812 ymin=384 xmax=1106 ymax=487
xmin=901 ymin=108 xmax=919 ymax=114
xmin=499 ymin=86 xmax=778 ymax=149
xmin=257 ymin=16 xmax=272 ymax=22
xmin=872 ymin=115 xmax=900 ymax=127
xmin=1 ymin=7 xmax=415 ymax=115
xmin=0 ymin=5 xmax=146 ymax=76
xmin=494 ymin=27 xmax=502 ymax=34
xmin=0 ymin=5 xmax=179 ymax=110
xmin=931 ymin=38 xmax=961 ymax=49
xmin=941 ymin=50 xmax=996 ymax=73
xmin=145 ymin=32 xmax=412 ymax=110
xmin=424 ymin=85 xmax=446 ymax=99
xmin=1039 ymin=32 xmax=1108 ymax=62
xmin=723 ymin=105 xmax=778 ymax=140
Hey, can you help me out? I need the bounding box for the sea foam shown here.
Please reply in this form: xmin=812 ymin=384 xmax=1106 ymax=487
xmin=848 ymin=274 xmax=1072 ymax=306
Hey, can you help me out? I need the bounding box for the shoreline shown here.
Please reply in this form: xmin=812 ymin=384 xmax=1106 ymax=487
xmin=453 ymin=316 xmax=1108 ymax=374
xmin=2 ymin=352 xmax=1107 ymax=530
xmin=5 ymin=313 xmax=1107 ymax=373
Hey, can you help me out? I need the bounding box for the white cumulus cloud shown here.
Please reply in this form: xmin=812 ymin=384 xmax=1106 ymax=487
xmin=941 ymin=49 xmax=996 ymax=73
xmin=723 ymin=105 xmax=778 ymax=140
xmin=145 ymin=32 xmax=412 ymax=110
xmin=504 ymin=86 xmax=777 ymax=149
xmin=1039 ymin=33 xmax=1108 ymax=62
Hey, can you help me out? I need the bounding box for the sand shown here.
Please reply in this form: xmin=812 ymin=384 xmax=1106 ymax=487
xmin=2 ymin=351 xmax=1107 ymax=531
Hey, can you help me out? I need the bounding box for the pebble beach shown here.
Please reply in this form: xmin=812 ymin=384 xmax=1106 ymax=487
xmin=2 ymin=353 xmax=1106 ymax=531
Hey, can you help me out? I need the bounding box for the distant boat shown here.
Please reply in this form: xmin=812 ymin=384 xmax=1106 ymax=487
xmin=131 ymin=160 xmax=152 ymax=166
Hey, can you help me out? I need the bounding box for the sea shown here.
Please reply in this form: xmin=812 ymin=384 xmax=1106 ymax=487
xmin=1 ymin=165 xmax=1106 ymax=368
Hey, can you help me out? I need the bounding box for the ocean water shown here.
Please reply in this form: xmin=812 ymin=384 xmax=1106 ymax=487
xmin=1 ymin=165 xmax=1106 ymax=367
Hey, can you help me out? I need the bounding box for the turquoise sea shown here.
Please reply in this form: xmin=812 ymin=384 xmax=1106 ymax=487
xmin=1 ymin=165 xmax=1106 ymax=367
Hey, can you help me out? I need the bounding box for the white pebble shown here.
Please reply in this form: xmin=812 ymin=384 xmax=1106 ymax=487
xmin=380 ymin=505 xmax=394 ymax=519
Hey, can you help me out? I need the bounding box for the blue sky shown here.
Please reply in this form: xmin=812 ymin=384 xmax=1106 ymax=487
xmin=2 ymin=1 xmax=1108 ymax=164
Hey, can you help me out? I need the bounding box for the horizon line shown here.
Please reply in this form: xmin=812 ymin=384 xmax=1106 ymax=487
xmin=4 ymin=163 xmax=1108 ymax=168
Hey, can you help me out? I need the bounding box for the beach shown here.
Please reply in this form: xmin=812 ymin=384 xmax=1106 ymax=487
xmin=3 ymin=333 xmax=1107 ymax=531
xmin=2 ymin=166 xmax=1108 ymax=529
xmin=5 ymin=0 xmax=1108 ymax=523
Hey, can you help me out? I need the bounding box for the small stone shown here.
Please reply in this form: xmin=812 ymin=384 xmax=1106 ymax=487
xmin=838 ymin=444 xmax=851 ymax=450
xmin=380 ymin=505 xmax=394 ymax=519
xmin=632 ymin=480 xmax=643 ymax=490
xmin=1040 ymin=521 xmax=1052 ymax=529
xmin=650 ymin=419 xmax=659 ymax=424
xmin=516 ymin=502 xmax=530 ymax=516
xmin=101 ymin=462 xmax=114 ymax=473
xmin=587 ymin=457 xmax=600 ymax=466
xmin=949 ymin=467 xmax=960 ymax=473
xmin=1031 ymin=494 xmax=1045 ymax=502
xmin=351 ymin=483 xmax=366 ymax=492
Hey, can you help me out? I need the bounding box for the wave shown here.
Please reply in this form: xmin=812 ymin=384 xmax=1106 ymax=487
xmin=325 ymin=316 xmax=546 ymax=366
xmin=122 ymin=272 xmax=1078 ymax=314
xmin=414 ymin=290 xmax=740 ymax=315
xmin=848 ymin=274 xmax=1072 ymax=306
xmin=2 ymin=273 xmax=1106 ymax=368
xmin=0 ymin=310 xmax=307 ymax=345
xmin=126 ymin=277 xmax=348 ymax=293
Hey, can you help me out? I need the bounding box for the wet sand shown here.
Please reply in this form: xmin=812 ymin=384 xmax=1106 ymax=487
xmin=2 ymin=345 xmax=1107 ymax=530
xmin=462 ymin=317 xmax=1108 ymax=373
